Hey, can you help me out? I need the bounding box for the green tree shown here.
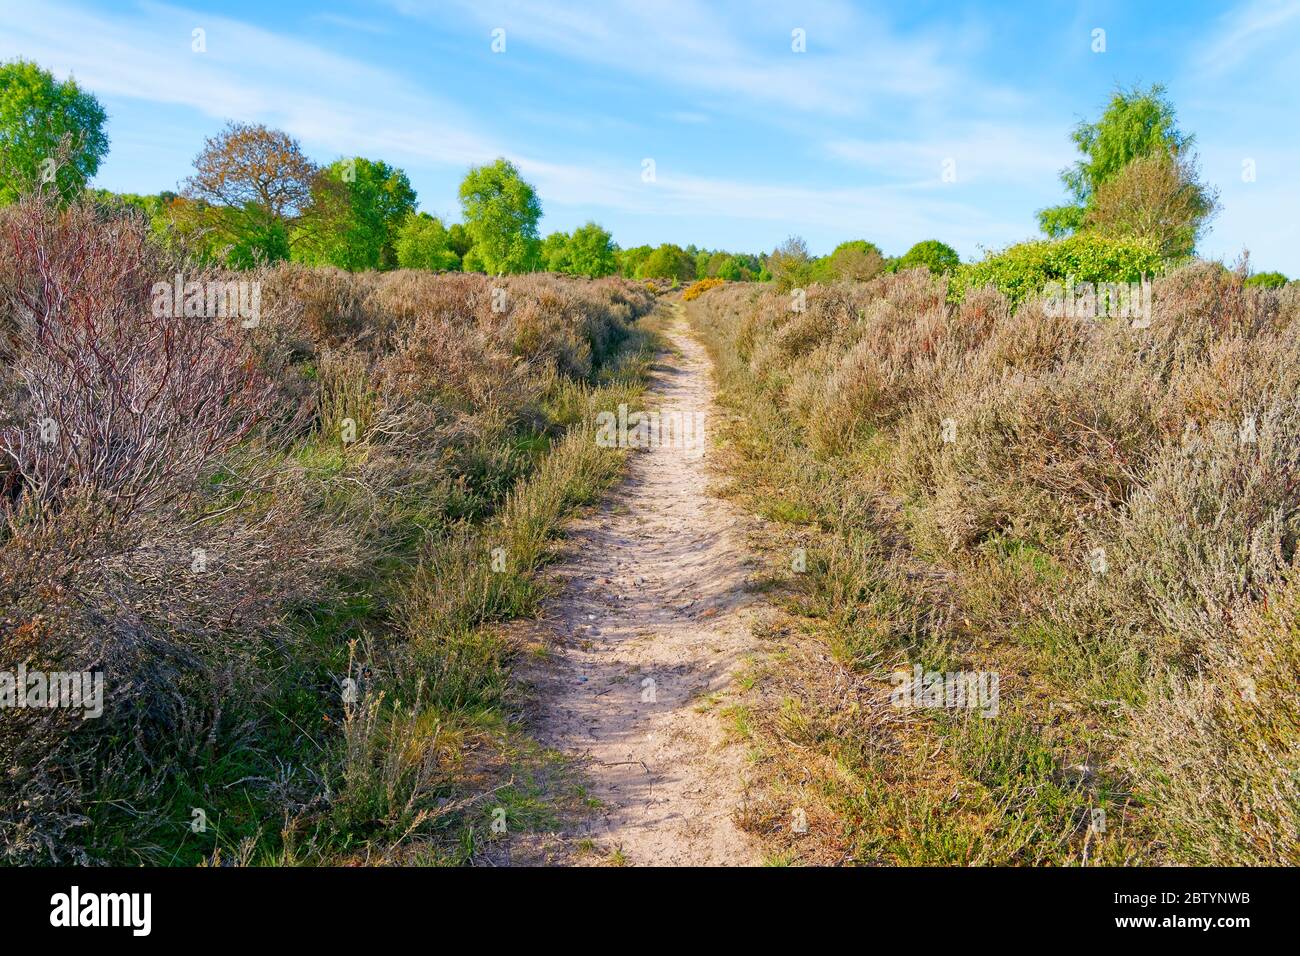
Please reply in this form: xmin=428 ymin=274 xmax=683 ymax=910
xmin=0 ymin=59 xmax=108 ymax=204
xmin=698 ymin=251 xmax=727 ymax=278
xmin=716 ymin=255 xmax=746 ymax=281
xmin=813 ymin=240 xmax=887 ymax=282
xmin=227 ymin=219 xmax=291 ymax=270
xmin=1037 ymin=85 xmax=1198 ymax=238
xmin=619 ymin=244 xmax=653 ymax=278
xmin=768 ymin=235 xmax=814 ymax=291
xmin=1245 ymin=271 xmax=1288 ymax=289
xmin=395 ymin=212 xmax=461 ymax=271
xmin=298 ymin=157 xmax=417 ymax=270
xmin=565 ymin=221 xmax=618 ymax=277
xmin=448 ymin=222 xmax=473 ymax=258
xmin=894 ymin=239 xmax=960 ymax=274
xmin=458 ymin=158 xmax=542 ymax=274
xmin=639 ymin=243 xmax=694 ymax=282
xmin=541 ymin=231 xmax=571 ymax=272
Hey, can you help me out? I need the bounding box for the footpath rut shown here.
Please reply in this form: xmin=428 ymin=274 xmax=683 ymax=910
xmin=523 ymin=305 xmax=761 ymax=866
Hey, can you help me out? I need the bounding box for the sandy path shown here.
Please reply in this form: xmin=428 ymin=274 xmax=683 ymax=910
xmin=522 ymin=305 xmax=760 ymax=866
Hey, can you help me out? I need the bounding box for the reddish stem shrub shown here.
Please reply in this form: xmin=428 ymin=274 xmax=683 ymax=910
xmin=0 ymin=198 xmax=275 ymax=524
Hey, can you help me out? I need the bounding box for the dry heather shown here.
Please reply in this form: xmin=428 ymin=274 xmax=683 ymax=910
xmin=689 ymin=266 xmax=1300 ymax=865
xmin=0 ymin=196 xmax=656 ymax=864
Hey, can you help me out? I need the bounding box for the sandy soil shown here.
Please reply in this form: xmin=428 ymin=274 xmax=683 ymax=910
xmin=519 ymin=305 xmax=761 ymax=866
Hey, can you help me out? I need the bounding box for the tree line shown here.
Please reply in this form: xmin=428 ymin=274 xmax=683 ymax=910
xmin=2 ymin=59 xmax=1282 ymax=288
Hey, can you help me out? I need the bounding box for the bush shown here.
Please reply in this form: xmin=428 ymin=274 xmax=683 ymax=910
xmin=1245 ymin=271 xmax=1288 ymax=289
xmin=682 ymin=277 xmax=725 ymax=301
xmin=893 ymin=239 xmax=960 ymax=275
xmin=768 ymin=236 xmax=814 ymax=292
xmin=810 ymin=240 xmax=888 ymax=283
xmin=952 ymin=232 xmax=1165 ymax=306
xmin=638 ymin=243 xmax=694 ymax=282
xmin=394 ymin=213 xmax=460 ymax=271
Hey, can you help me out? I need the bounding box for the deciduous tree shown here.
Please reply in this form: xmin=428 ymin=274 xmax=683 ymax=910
xmin=0 ymin=60 xmax=108 ymax=204
xmin=457 ymin=158 xmax=542 ymax=274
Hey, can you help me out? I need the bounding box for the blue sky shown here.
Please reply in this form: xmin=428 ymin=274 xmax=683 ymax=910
xmin=2 ymin=0 xmax=1297 ymax=271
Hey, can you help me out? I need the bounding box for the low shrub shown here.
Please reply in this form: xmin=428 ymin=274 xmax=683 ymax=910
xmin=952 ymin=233 xmax=1166 ymax=306
xmin=682 ymin=276 xmax=725 ymax=301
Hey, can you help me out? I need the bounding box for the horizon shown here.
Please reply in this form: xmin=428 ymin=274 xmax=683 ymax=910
xmin=2 ymin=0 xmax=1297 ymax=272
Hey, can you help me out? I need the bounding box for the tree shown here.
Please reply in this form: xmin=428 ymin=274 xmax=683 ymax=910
xmin=814 ymin=239 xmax=887 ymax=282
xmin=457 ymin=158 xmax=542 ymax=274
xmin=90 ymin=189 xmax=178 ymax=245
xmin=184 ymin=122 xmax=318 ymax=265
xmin=894 ymin=239 xmax=960 ymax=274
xmin=716 ymin=256 xmax=746 ymax=281
xmin=1037 ymin=85 xmax=1199 ymax=239
xmin=447 ymin=223 xmax=473 ymax=258
xmin=226 ymin=219 xmax=291 ymax=270
xmin=768 ymin=235 xmax=813 ymax=291
xmin=395 ymin=212 xmax=460 ymax=271
xmin=565 ymin=221 xmax=618 ymax=277
xmin=1083 ymin=150 xmax=1218 ymax=260
xmin=639 ymin=243 xmax=694 ymax=282
xmin=540 ymin=231 xmax=571 ymax=272
xmin=297 ymin=157 xmax=417 ymax=270
xmin=619 ymin=244 xmax=653 ymax=278
xmin=0 ymin=59 xmax=108 ymax=204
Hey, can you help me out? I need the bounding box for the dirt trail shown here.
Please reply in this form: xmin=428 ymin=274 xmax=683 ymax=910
xmin=522 ymin=304 xmax=761 ymax=866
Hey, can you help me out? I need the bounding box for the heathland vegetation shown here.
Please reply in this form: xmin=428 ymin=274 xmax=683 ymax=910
xmin=0 ymin=191 xmax=660 ymax=863
xmin=2 ymin=53 xmax=1296 ymax=868
xmin=677 ymin=85 xmax=1299 ymax=866
xmin=686 ymin=259 xmax=1300 ymax=865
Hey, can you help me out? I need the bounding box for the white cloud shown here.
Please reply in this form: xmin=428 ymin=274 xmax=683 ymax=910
xmin=1195 ymin=0 xmax=1300 ymax=75
xmin=0 ymin=0 xmax=499 ymax=168
xmin=826 ymin=123 xmax=1071 ymax=187
xmin=387 ymin=0 xmax=995 ymax=118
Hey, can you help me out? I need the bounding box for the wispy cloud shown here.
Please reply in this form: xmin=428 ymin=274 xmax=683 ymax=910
xmin=387 ymin=0 xmax=999 ymax=118
xmin=1195 ymin=0 xmax=1300 ymax=75
xmin=826 ymin=123 xmax=1069 ymax=187
xmin=0 ymin=0 xmax=498 ymax=167
xmin=313 ymin=12 xmax=394 ymax=35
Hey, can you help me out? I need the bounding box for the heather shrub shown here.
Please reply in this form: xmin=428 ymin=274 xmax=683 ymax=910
xmin=1124 ymin=572 xmax=1300 ymax=865
xmin=0 ymin=193 xmax=657 ymax=863
xmin=0 ymin=199 xmax=276 ymax=523
xmin=0 ymin=198 xmax=360 ymax=861
xmin=262 ymin=261 xmax=372 ymax=346
xmin=687 ymin=255 xmax=1300 ymax=863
